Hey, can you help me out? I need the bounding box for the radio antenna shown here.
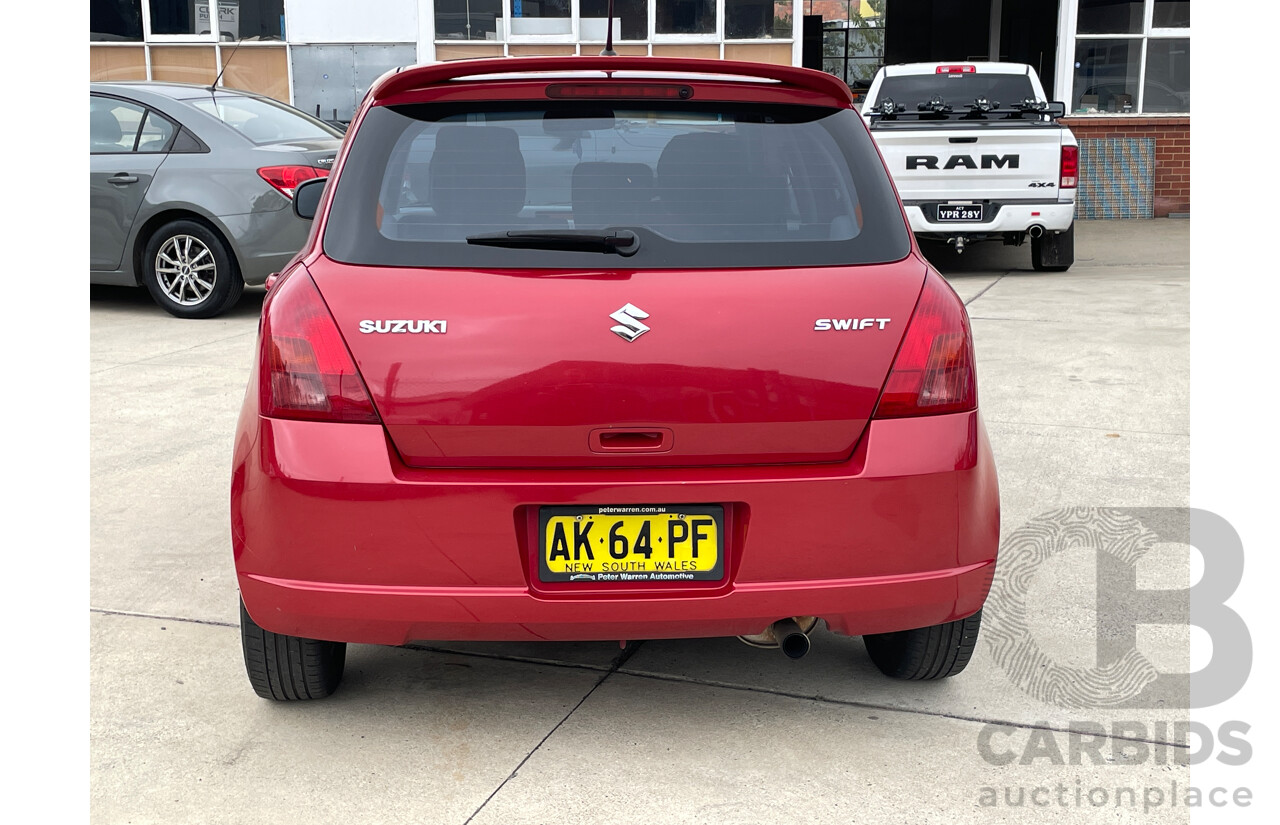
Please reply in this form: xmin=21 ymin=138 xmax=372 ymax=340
xmin=211 ymin=37 xmax=246 ymax=92
xmin=600 ymin=0 xmax=617 ymax=56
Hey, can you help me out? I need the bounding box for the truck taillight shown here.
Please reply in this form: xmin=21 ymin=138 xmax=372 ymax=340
xmin=258 ymin=165 xmax=329 ymax=199
xmin=937 ymin=65 xmax=976 ymax=74
xmin=1060 ymin=145 xmax=1079 ymax=189
xmin=873 ymin=272 xmax=976 ymax=419
xmin=259 ymin=269 xmax=380 ymax=423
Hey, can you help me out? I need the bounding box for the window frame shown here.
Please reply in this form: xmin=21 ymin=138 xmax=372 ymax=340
xmin=507 ymin=0 xmax=580 ymax=43
xmin=431 ymin=0 xmax=798 ymax=47
xmin=1062 ymin=0 xmax=1190 ymax=114
xmin=651 ymin=0 xmax=722 ymax=43
xmin=90 ymin=92 xmax=181 ymax=155
xmin=142 ymin=0 xmax=222 ymax=43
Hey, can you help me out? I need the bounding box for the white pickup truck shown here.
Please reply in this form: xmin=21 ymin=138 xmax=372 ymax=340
xmin=861 ymin=62 xmax=1078 ymax=271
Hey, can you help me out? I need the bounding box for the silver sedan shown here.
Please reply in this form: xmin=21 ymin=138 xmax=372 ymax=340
xmin=90 ymin=82 xmax=344 ymax=318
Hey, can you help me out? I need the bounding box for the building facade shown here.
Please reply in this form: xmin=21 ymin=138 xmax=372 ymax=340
xmin=90 ymin=0 xmax=1190 ymax=217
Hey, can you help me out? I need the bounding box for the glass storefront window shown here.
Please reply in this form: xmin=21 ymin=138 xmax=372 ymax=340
xmin=147 ymin=1 xmax=281 ymax=41
xmin=726 ymin=0 xmax=792 ymax=40
xmin=1072 ymin=38 xmax=1141 ymax=113
xmin=580 ymin=0 xmax=648 ymax=41
xmin=1152 ymin=1 xmax=1190 ymax=28
xmin=1076 ymin=0 xmax=1145 ymax=35
xmin=1143 ymin=38 xmax=1190 ymax=112
xmin=823 ymin=1 xmax=885 ymax=99
xmin=435 ymin=0 xmax=504 ymax=41
xmin=510 ymin=0 xmax=572 ymax=36
xmin=1072 ymin=1 xmax=1190 ymax=113
xmin=657 ymin=0 xmax=716 ymax=35
xmin=229 ymin=1 xmax=285 ymax=41
xmin=91 ymin=0 xmax=144 ymax=41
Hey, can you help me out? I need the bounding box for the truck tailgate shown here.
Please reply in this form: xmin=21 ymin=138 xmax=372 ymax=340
xmin=871 ymin=126 xmax=1065 ymax=202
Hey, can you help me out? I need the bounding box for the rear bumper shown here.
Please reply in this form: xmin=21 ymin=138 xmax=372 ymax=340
xmin=220 ymin=207 xmax=313 ymax=286
xmin=905 ymin=200 xmax=1075 ymax=236
xmin=232 ymin=411 xmax=1000 ymax=645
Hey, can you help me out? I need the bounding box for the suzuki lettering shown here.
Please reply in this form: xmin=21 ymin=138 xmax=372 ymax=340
xmin=358 ymin=320 xmax=448 ymax=334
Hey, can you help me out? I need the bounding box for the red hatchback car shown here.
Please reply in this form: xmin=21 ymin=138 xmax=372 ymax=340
xmin=231 ymin=56 xmax=1000 ymax=700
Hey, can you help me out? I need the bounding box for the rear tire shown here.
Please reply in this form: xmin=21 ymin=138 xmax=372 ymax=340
xmin=240 ymin=599 xmax=346 ymax=700
xmin=1031 ymin=223 xmax=1074 ymax=272
xmin=863 ymin=610 xmax=983 ymax=680
xmin=142 ymin=219 xmax=244 ymax=318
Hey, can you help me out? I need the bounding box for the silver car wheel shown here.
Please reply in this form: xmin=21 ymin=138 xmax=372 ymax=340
xmin=154 ymin=234 xmax=217 ymax=306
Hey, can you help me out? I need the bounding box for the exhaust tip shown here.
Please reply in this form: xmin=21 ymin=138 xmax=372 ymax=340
xmin=778 ymin=631 xmax=810 ymax=659
xmin=771 ymin=617 xmax=811 ymax=660
xmin=1029 ymin=224 xmax=1045 ymax=238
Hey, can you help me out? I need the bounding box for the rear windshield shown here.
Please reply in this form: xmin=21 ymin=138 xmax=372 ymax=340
xmin=188 ymin=94 xmax=340 ymax=144
xmin=870 ymin=72 xmax=1039 ymax=111
xmin=322 ymin=101 xmax=911 ymax=269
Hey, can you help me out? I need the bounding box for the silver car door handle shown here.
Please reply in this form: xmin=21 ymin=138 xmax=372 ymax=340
xmin=108 ymin=174 xmax=139 ymax=185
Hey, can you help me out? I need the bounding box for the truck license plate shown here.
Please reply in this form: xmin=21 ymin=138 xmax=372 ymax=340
xmin=937 ymin=204 xmax=984 ymax=221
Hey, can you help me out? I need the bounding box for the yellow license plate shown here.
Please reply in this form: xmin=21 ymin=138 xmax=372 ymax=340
xmin=538 ymin=505 xmax=724 ymax=583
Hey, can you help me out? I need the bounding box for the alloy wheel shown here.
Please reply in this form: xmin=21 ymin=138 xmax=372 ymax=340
xmin=154 ymin=234 xmax=217 ymax=306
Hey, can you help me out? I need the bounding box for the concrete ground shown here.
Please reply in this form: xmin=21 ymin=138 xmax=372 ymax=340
xmin=91 ymin=219 xmax=1191 ymax=824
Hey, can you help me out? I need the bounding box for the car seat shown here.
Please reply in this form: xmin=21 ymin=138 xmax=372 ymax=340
xmin=428 ymin=125 xmax=527 ymax=229
xmin=91 ymin=109 xmax=124 ymax=152
xmin=655 ymin=132 xmax=786 ymax=240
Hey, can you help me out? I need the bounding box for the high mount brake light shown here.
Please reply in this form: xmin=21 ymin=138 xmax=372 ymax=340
xmin=258 ymin=165 xmax=329 ymax=199
xmin=937 ymin=65 xmax=977 ymax=74
xmin=873 ymin=272 xmax=976 ymax=419
xmin=545 ymin=83 xmax=694 ymax=100
xmin=1060 ymin=145 xmax=1079 ymax=189
xmin=259 ymin=270 xmax=380 ymax=423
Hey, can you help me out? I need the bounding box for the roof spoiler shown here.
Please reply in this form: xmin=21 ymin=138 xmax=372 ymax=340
xmin=368 ymin=56 xmax=855 ymax=108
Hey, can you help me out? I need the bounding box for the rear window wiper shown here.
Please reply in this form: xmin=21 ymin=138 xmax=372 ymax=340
xmin=466 ymin=229 xmax=639 ymax=257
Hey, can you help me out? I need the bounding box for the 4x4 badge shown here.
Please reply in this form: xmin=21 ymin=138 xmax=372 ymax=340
xmin=609 ymin=303 xmax=650 ymax=342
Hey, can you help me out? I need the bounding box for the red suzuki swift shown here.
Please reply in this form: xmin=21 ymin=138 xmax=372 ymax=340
xmin=230 ymin=56 xmax=1000 ymax=700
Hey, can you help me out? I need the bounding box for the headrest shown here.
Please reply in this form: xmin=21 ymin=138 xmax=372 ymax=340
xmin=657 ymin=133 xmax=751 ymax=187
xmin=656 ymin=133 xmax=755 ymax=229
xmin=91 ymin=109 xmax=122 ymax=146
xmin=238 ymin=115 xmax=280 ymax=143
xmin=428 ymin=125 xmax=526 ymax=222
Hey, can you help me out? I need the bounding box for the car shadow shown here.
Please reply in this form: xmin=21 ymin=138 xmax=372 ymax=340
xmin=90 ymin=284 xmax=267 ymax=319
xmin=918 ymin=237 xmax=1038 ymax=275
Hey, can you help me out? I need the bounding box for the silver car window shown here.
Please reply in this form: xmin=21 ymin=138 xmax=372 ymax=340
xmin=90 ymin=96 xmax=145 ymax=153
xmin=189 ymin=95 xmax=339 ymax=145
xmin=137 ymin=111 xmax=176 ymax=153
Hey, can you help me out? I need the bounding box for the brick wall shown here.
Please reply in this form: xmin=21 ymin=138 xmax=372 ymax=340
xmin=1060 ymin=116 xmax=1190 ymax=217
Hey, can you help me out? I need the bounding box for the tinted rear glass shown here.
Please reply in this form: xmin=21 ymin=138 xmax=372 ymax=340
xmin=188 ymin=95 xmax=340 ymax=144
xmin=323 ymin=101 xmax=910 ymax=269
xmin=871 ymin=72 xmax=1039 ymax=110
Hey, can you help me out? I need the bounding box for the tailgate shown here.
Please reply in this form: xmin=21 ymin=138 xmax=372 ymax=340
xmin=310 ymin=258 xmax=927 ymax=469
xmin=872 ymin=127 xmax=1064 ymax=201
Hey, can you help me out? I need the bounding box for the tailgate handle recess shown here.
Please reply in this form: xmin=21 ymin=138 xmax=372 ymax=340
xmin=948 ymin=137 xmax=978 ymax=143
xmin=590 ymin=428 xmax=673 ymax=454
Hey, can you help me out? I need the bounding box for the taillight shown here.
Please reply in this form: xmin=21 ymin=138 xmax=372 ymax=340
xmin=873 ymin=272 xmax=976 ymax=419
xmin=1060 ymin=145 xmax=1079 ymax=189
xmin=259 ymin=269 xmax=380 ymax=423
xmin=258 ymin=165 xmax=329 ymax=199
